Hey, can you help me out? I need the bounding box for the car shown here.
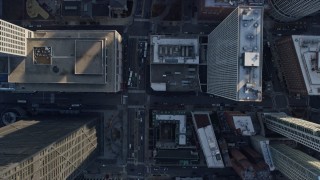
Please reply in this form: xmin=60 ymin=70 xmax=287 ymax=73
xmin=141 ymin=136 xmax=143 ymax=140
xmin=192 ymin=166 xmax=198 ymax=169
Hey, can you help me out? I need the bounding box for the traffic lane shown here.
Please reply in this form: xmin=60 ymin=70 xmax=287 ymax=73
xmin=149 ymin=94 xmax=261 ymax=105
xmin=127 ymin=164 xmax=145 ymax=176
xmin=182 ymin=23 xmax=219 ymax=34
xmin=128 ymin=93 xmax=146 ymax=105
xmin=143 ymin=0 xmax=152 ymax=18
xmin=127 ymin=22 xmax=150 ymax=36
xmin=0 ymin=92 xmax=121 ymax=106
xmin=127 ymin=109 xmax=136 ymax=158
xmin=35 ymin=25 xmax=125 ymax=33
xmin=150 ymin=166 xmax=237 ymax=177
xmin=182 ymin=0 xmax=193 ymax=20
xmin=137 ymin=109 xmax=145 ymax=162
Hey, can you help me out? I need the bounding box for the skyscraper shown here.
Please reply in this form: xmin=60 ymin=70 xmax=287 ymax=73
xmin=207 ymin=6 xmax=263 ymax=101
xmin=0 ymin=116 xmax=100 ymax=180
xmin=269 ymin=0 xmax=320 ymax=22
xmin=0 ymin=19 xmax=123 ymax=92
xmin=270 ymin=144 xmax=320 ymax=180
xmin=0 ymin=19 xmax=33 ymax=56
xmin=262 ymin=112 xmax=320 ymax=152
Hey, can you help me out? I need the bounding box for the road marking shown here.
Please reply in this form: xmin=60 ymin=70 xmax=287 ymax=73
xmin=128 ymin=105 xmax=145 ymax=109
xmin=129 ymin=35 xmax=148 ymax=39
xmin=128 ymin=89 xmax=146 ymax=93
xmin=134 ymin=18 xmax=150 ymax=22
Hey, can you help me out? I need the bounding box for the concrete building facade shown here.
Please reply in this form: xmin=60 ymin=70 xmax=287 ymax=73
xmin=263 ymin=112 xmax=320 ymax=152
xmin=269 ymin=0 xmax=320 ymax=22
xmin=207 ymin=6 xmax=263 ymax=101
xmin=0 ymin=19 xmax=33 ymax=56
xmin=270 ymin=144 xmax=320 ymax=180
xmin=0 ymin=116 xmax=100 ymax=180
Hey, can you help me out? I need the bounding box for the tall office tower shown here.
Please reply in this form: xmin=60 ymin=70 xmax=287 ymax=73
xmin=207 ymin=6 xmax=263 ymax=101
xmin=0 ymin=19 xmax=122 ymax=92
xmin=263 ymin=112 xmax=320 ymax=152
xmin=0 ymin=116 xmax=100 ymax=180
xmin=270 ymin=144 xmax=320 ymax=180
xmin=0 ymin=19 xmax=34 ymax=56
xmin=276 ymin=35 xmax=320 ymax=96
xmin=269 ymin=0 xmax=320 ymax=22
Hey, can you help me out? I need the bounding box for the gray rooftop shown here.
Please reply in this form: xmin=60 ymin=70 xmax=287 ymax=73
xmin=150 ymin=64 xmax=200 ymax=91
xmin=238 ymin=6 xmax=263 ymax=101
xmin=292 ymin=35 xmax=320 ymax=95
xmin=8 ymin=30 xmax=121 ymax=92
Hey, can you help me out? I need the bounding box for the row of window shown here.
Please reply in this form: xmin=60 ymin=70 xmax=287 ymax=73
xmin=0 ymin=31 xmax=26 ymax=42
xmin=0 ymin=26 xmax=26 ymax=38
xmin=265 ymin=115 xmax=320 ymax=136
xmin=266 ymin=122 xmax=320 ymax=151
xmin=0 ymin=47 xmax=24 ymax=55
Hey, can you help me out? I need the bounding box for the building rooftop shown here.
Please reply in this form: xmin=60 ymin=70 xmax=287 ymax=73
xmin=0 ymin=116 xmax=97 ymax=173
xmin=238 ymin=7 xmax=263 ymax=101
xmin=150 ymin=64 xmax=199 ymax=91
xmin=8 ymin=30 xmax=121 ymax=92
xmin=150 ymin=35 xmax=200 ymax=92
xmin=232 ymin=116 xmax=255 ymax=136
xmin=204 ymin=0 xmax=234 ymax=7
xmin=155 ymin=113 xmax=186 ymax=145
xmin=191 ymin=112 xmax=224 ymax=168
xmin=75 ymin=40 xmax=103 ymax=75
xmin=151 ymin=35 xmax=199 ymax=64
xmin=292 ymin=35 xmax=320 ymax=95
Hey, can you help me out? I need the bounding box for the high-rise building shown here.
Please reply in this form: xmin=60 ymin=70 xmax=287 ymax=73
xmin=0 ymin=20 xmax=34 ymax=56
xmin=262 ymin=112 xmax=320 ymax=152
xmin=270 ymin=144 xmax=320 ymax=180
xmin=0 ymin=116 xmax=100 ymax=180
xmin=269 ymin=0 xmax=320 ymax=22
xmin=276 ymin=35 xmax=320 ymax=96
xmin=207 ymin=6 xmax=263 ymax=101
xmin=0 ymin=19 xmax=122 ymax=93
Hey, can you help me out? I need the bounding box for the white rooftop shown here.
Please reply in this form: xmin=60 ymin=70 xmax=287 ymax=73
xmin=204 ymin=0 xmax=232 ymax=7
xmin=151 ymin=83 xmax=166 ymax=91
xmin=155 ymin=114 xmax=186 ymax=145
xmin=232 ymin=116 xmax=255 ymax=136
xmin=151 ymin=35 xmax=199 ymax=64
xmin=292 ymin=35 xmax=320 ymax=95
xmin=191 ymin=112 xmax=224 ymax=168
xmin=238 ymin=7 xmax=263 ymax=101
xmin=250 ymin=135 xmax=275 ymax=171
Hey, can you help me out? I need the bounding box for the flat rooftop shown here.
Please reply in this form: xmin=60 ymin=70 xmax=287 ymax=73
xmin=75 ymin=40 xmax=103 ymax=75
xmin=154 ymin=112 xmax=187 ymax=145
xmin=292 ymin=35 xmax=320 ymax=95
xmin=150 ymin=35 xmax=199 ymax=64
xmin=8 ymin=30 xmax=120 ymax=92
xmin=191 ymin=112 xmax=224 ymax=168
xmin=204 ymin=0 xmax=233 ymax=7
xmin=238 ymin=7 xmax=263 ymax=101
xmin=0 ymin=116 xmax=97 ymax=173
xmin=232 ymin=116 xmax=255 ymax=136
xmin=150 ymin=64 xmax=200 ymax=91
